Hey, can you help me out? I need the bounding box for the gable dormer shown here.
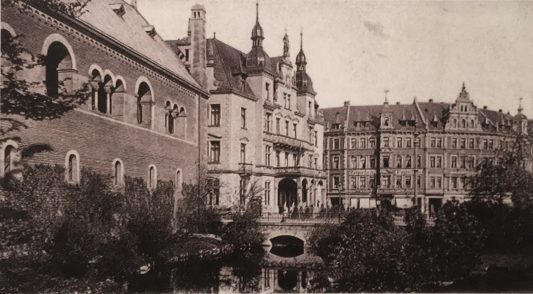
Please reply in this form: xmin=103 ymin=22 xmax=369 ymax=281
xmin=446 ymin=83 xmax=480 ymax=131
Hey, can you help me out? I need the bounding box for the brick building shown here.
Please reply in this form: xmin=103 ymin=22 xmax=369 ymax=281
xmin=1 ymin=0 xmax=209 ymax=191
xmin=322 ymin=85 xmax=533 ymax=215
xmin=167 ymin=3 xmax=326 ymax=213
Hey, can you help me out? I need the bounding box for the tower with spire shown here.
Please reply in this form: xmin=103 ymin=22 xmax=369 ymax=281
xmin=295 ymin=29 xmax=316 ymax=96
xmin=246 ymin=0 xmax=271 ymax=72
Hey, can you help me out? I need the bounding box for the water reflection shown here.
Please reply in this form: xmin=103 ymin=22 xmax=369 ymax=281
xmin=129 ymin=243 xmax=326 ymax=293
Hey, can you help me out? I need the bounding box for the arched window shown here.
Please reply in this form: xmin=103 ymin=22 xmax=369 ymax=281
xmin=45 ymin=41 xmax=74 ymax=97
xmin=2 ymin=144 xmax=17 ymax=177
xmin=164 ymin=101 xmax=171 ymax=130
xmin=136 ymin=81 xmax=153 ymax=125
xmin=65 ymin=150 xmax=80 ymax=184
xmin=175 ymin=168 xmax=182 ymax=190
xmin=113 ymin=159 xmax=124 ymax=186
xmin=148 ymin=165 xmax=157 ymax=190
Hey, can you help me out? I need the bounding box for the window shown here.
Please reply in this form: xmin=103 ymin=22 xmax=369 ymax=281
xmin=430 ymin=176 xmax=436 ymax=188
xmin=468 ymin=156 xmax=475 ymax=169
xmin=436 ymin=156 xmax=442 ymax=168
xmin=240 ymin=143 xmax=246 ymax=163
xmin=382 ymin=175 xmax=391 ymax=188
xmin=406 ymin=138 xmax=412 ymax=148
xmin=452 ymin=177 xmax=458 ymax=189
xmin=406 ymin=177 xmax=412 ymax=188
xmin=417 ymin=155 xmax=422 ymax=168
xmin=265 ymin=113 xmax=272 ymax=132
xmin=265 ymin=145 xmax=271 ymax=166
xmin=460 ymin=138 xmax=466 ymax=149
xmin=45 ymin=41 xmax=74 ymax=98
xmin=285 ymin=152 xmax=289 ymax=167
xmin=293 ymin=123 xmax=297 ymax=138
xmin=383 ymin=156 xmax=390 ymax=168
xmin=65 ymin=151 xmax=79 ymax=184
xmin=369 ymin=138 xmax=375 ymax=148
xmin=436 ymin=138 xmax=442 ymax=148
xmin=396 ymin=155 xmax=402 ymax=168
xmin=406 ymin=155 xmax=412 ymax=168
xmin=369 ymin=157 xmax=374 ymax=168
xmin=332 ymin=156 xmax=340 ymax=169
xmin=469 ymin=138 xmax=475 ymax=149
xmin=314 ymin=131 xmax=318 ymax=146
xmin=451 ymin=138 xmax=457 ymax=149
xmin=350 ymin=155 xmax=357 ymax=169
xmin=276 ymin=151 xmax=280 ymax=167
xmin=451 ymin=156 xmax=457 ymax=168
xmin=264 ymin=181 xmax=271 ymax=205
xmin=207 ymin=178 xmax=220 ymax=205
xmin=360 ymin=138 xmax=367 ymax=149
xmin=397 ymin=137 xmax=403 ymax=148
xmin=431 ymin=137 xmax=436 ymax=148
xmin=359 ymin=177 xmax=366 ymax=189
xmin=175 ymin=169 xmax=183 ymax=190
xmin=396 ymin=176 xmax=403 ymax=188
xmin=430 ymin=156 xmax=436 ymax=168
xmin=2 ymin=144 xmax=17 ymax=177
xmin=351 ymin=138 xmax=357 ymax=149
xmin=285 ymin=121 xmax=289 ymax=136
xmin=308 ymin=154 xmax=313 ymax=168
xmin=265 ymin=82 xmax=270 ymax=100
xmin=417 ymin=175 xmax=421 ymax=188
xmin=383 ymin=137 xmax=389 ymax=148
xmin=241 ymin=108 xmax=246 ymax=129
xmin=287 ymin=95 xmax=291 ymax=110
xmin=488 ymin=139 xmax=494 ymax=150
xmin=437 ymin=177 xmax=442 ymax=188
xmin=331 ymin=175 xmax=341 ymax=189
xmin=136 ymin=81 xmax=153 ymax=125
xmin=361 ymin=156 xmax=367 ymax=169
xmin=276 ymin=118 xmax=280 ymax=134
xmin=483 ymin=140 xmax=488 ymax=149
xmin=210 ymin=104 xmax=220 ymax=126
xmin=113 ymin=159 xmax=124 ymax=186
xmin=334 ymin=139 xmax=340 ymax=150
xmin=209 ymin=141 xmax=220 ymax=163
xmin=460 ymin=156 xmax=466 ymax=169
xmin=148 ymin=165 xmax=157 ymax=190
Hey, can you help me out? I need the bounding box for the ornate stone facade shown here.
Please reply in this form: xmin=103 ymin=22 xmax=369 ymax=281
xmin=167 ymin=4 xmax=326 ymax=213
xmin=322 ymin=86 xmax=533 ymax=215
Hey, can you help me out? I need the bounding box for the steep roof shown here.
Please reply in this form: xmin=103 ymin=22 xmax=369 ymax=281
xmin=78 ymin=0 xmax=200 ymax=88
xmin=207 ymin=38 xmax=257 ymax=99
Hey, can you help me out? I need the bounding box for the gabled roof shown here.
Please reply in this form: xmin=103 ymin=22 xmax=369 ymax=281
xmin=417 ymin=102 xmax=449 ymax=130
xmin=78 ymin=0 xmax=200 ymax=88
xmin=207 ymin=38 xmax=257 ymax=99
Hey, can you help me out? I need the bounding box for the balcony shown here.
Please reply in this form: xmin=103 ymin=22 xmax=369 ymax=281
xmin=263 ymin=131 xmax=314 ymax=151
xmin=273 ymin=166 xmax=324 ymax=177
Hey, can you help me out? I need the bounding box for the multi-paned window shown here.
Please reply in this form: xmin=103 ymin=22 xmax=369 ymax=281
xmin=209 ymin=104 xmax=220 ymax=126
xmin=209 ymin=141 xmax=220 ymax=163
xmin=241 ymin=107 xmax=246 ymax=129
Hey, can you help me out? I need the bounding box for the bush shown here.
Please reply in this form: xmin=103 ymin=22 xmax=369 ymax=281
xmin=221 ymin=211 xmax=264 ymax=251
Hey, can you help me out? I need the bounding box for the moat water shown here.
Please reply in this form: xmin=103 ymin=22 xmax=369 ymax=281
xmin=129 ymin=244 xmax=329 ymax=293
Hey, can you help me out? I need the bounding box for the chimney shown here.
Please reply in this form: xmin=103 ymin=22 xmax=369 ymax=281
xmin=429 ymin=98 xmax=433 ymax=103
xmin=483 ymin=105 xmax=487 ymax=110
xmin=344 ymin=101 xmax=350 ymax=107
xmin=396 ymin=101 xmax=400 ymax=105
xmin=499 ymin=109 xmax=502 ymax=113
xmin=189 ymin=4 xmax=207 ymax=89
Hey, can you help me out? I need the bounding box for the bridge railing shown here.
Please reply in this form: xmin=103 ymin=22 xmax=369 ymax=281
xmin=260 ymin=211 xmax=346 ymax=224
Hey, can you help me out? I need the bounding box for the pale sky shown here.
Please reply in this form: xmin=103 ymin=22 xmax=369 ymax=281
xmin=138 ymin=0 xmax=533 ymax=116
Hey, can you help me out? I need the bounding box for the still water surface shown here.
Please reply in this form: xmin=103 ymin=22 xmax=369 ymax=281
xmin=130 ymin=244 xmax=328 ymax=293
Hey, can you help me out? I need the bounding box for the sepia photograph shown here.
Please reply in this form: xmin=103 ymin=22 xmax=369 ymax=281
xmin=1 ymin=0 xmax=532 ymax=292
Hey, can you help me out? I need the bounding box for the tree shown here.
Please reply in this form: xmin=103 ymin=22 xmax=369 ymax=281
xmin=1 ymin=0 xmax=91 ymax=168
xmin=469 ymin=148 xmax=533 ymax=208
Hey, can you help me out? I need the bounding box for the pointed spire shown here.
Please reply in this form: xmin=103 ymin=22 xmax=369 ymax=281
xmin=256 ymin=0 xmax=259 ymax=22
xmin=458 ymin=81 xmax=470 ymax=100
xmin=283 ymin=28 xmax=290 ymax=59
xmin=518 ymin=97 xmax=524 ymax=114
xmin=295 ymin=27 xmax=307 ymax=70
xmin=300 ymin=27 xmax=303 ymax=51
xmin=384 ymin=89 xmax=389 ymax=105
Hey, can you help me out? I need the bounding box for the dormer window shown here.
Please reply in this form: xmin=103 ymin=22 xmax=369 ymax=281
xmin=143 ymin=25 xmax=156 ymax=38
xmin=110 ymin=3 xmax=125 ymax=17
xmin=332 ymin=123 xmax=340 ymax=130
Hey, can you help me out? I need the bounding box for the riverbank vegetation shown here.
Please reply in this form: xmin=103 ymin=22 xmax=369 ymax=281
xmin=0 ymin=166 xmax=264 ymax=292
xmin=309 ymin=150 xmax=533 ymax=292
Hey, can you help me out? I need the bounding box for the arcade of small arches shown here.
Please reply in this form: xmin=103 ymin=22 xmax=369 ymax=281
xmin=1 ymin=23 xmax=189 ymax=138
xmin=265 ymin=177 xmax=326 ymax=214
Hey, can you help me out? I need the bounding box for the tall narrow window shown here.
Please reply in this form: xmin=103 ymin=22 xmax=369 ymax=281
xmin=276 ymin=118 xmax=280 ymax=134
xmin=265 ymin=82 xmax=270 ymax=100
xmin=148 ymin=165 xmax=157 ymax=190
xmin=240 ymin=143 xmax=246 ymax=163
xmin=65 ymin=151 xmax=79 ymax=184
xmin=293 ymin=123 xmax=297 ymax=138
xmin=3 ymin=145 xmax=16 ymax=176
xmin=209 ymin=141 xmax=220 ymax=163
xmin=383 ymin=156 xmax=390 ymax=168
xmin=113 ymin=159 xmax=123 ymax=186
xmin=265 ymin=113 xmax=272 ymax=132
xmin=45 ymin=41 xmax=73 ymax=98
xmin=285 ymin=121 xmax=289 ymax=136
xmin=264 ymin=181 xmax=271 ymax=205
xmin=265 ymin=145 xmax=271 ymax=166
xmin=210 ymin=104 xmax=220 ymax=126
xmin=241 ymin=108 xmax=246 ymax=129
